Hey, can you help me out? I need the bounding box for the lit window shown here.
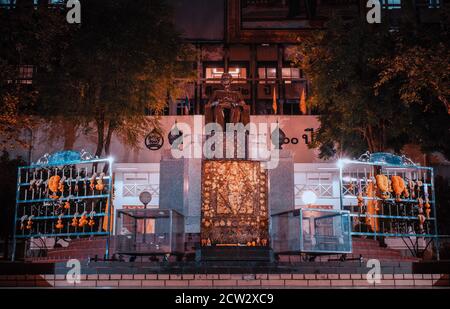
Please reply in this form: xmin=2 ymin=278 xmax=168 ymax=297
xmin=205 ymin=67 xmax=247 ymax=83
xmin=383 ymin=0 xmax=401 ymax=9
xmin=18 ymin=65 xmax=34 ymax=84
xmin=228 ymin=67 xmax=247 ymax=82
xmin=258 ymin=67 xmax=276 ymax=84
xmin=282 ymin=67 xmax=300 ymax=84
xmin=428 ymin=0 xmax=440 ymax=8
xmin=33 ymin=1 xmax=64 ymax=4
xmin=206 ymin=67 xmax=225 ymax=82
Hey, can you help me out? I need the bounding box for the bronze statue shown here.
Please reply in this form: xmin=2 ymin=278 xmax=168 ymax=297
xmin=205 ymin=73 xmax=250 ymax=129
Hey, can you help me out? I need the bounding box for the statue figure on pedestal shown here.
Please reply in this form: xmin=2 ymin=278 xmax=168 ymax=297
xmin=205 ymin=73 xmax=250 ymax=129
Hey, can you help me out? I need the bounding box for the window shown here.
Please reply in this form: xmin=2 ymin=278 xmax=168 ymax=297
xmin=258 ymin=67 xmax=277 ymax=84
xmin=0 ymin=0 xmax=63 ymax=6
xmin=382 ymin=0 xmax=401 ymax=9
xmin=176 ymin=98 xmax=192 ymax=115
xmin=428 ymin=0 xmax=440 ymax=8
xmin=9 ymin=65 xmax=34 ymax=85
xmin=282 ymin=67 xmax=301 ymax=84
xmin=205 ymin=66 xmax=247 ymax=83
xmin=18 ymin=65 xmax=33 ymax=84
xmin=283 ymin=100 xmax=301 ymax=115
xmin=34 ymin=0 xmax=64 ymax=4
xmin=122 ymin=173 xmax=159 ymax=199
xmin=205 ymin=67 xmax=225 ymax=83
xmin=228 ymin=67 xmax=247 ymax=81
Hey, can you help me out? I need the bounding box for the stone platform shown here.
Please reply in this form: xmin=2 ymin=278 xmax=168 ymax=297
xmin=0 ymin=272 xmax=449 ymax=288
xmin=0 ymin=260 xmax=449 ymax=288
xmin=24 ymin=236 xmax=421 ymax=263
xmin=200 ymin=247 xmax=273 ymax=262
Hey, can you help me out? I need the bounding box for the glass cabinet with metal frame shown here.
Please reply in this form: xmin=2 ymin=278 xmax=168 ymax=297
xmin=115 ymin=209 xmax=185 ymax=259
xmin=271 ymin=208 xmax=352 ymax=255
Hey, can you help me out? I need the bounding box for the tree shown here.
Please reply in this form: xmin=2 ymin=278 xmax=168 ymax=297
xmin=375 ymin=10 xmax=450 ymax=115
xmin=0 ymin=2 xmax=76 ymax=151
xmin=0 ymin=151 xmax=25 ymax=259
xmin=34 ymin=0 xmax=192 ymax=157
xmin=0 ymin=64 xmax=26 ymax=148
xmin=295 ymin=14 xmax=450 ymax=160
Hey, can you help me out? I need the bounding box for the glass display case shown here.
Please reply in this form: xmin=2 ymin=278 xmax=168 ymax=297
xmin=115 ymin=209 xmax=184 ymax=256
xmin=271 ymin=208 xmax=352 ymax=254
xmin=300 ymin=209 xmax=352 ymax=253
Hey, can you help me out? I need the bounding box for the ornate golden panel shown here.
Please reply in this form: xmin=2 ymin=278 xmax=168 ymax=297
xmin=201 ymin=160 xmax=269 ymax=246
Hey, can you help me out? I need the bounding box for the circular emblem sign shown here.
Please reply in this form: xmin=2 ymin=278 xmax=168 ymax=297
xmin=145 ymin=129 xmax=164 ymax=151
xmin=139 ymin=191 xmax=153 ymax=207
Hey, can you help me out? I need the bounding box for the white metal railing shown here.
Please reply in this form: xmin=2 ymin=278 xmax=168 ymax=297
xmin=295 ymin=183 xmax=334 ymax=199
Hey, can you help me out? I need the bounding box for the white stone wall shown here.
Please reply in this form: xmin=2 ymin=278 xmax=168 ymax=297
xmin=113 ymin=163 xmax=161 ymax=210
xmin=111 ymin=162 xmax=343 ymax=212
xmin=294 ymin=163 xmax=341 ymax=210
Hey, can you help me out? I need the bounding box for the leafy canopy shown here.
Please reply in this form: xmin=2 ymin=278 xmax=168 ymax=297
xmin=295 ymin=13 xmax=450 ymax=160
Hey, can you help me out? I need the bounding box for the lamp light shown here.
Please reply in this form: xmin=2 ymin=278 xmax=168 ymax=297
xmin=302 ymin=190 xmax=318 ymax=206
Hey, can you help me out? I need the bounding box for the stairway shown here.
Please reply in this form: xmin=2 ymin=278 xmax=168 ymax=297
xmin=26 ymin=236 xmax=419 ymax=263
xmin=277 ymin=237 xmax=419 ymax=263
xmin=26 ymin=237 xmax=111 ymax=263
xmin=200 ymin=246 xmax=272 ymax=262
xmin=351 ymin=237 xmax=418 ymax=261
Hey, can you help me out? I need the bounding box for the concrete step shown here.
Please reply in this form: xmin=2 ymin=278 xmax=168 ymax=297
xmin=30 ymin=236 xmax=420 ymax=263
xmin=201 ymin=247 xmax=272 ymax=262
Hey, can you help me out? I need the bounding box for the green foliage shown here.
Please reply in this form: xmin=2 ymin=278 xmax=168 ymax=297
xmin=34 ymin=0 xmax=192 ymax=156
xmin=295 ymin=14 xmax=450 ymax=160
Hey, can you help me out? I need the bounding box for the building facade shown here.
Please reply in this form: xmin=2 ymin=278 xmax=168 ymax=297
xmin=2 ymin=0 xmax=447 ymax=259
xmin=165 ymin=0 xmax=443 ymax=116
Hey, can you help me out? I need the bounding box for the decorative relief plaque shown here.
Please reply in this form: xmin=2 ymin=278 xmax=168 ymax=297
xmin=201 ymin=160 xmax=269 ymax=246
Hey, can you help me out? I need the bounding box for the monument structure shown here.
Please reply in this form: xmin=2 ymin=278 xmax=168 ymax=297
xmin=159 ymin=73 xmax=295 ymax=261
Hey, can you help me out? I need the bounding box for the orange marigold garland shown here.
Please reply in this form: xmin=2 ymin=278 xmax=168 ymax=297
xmin=89 ymin=173 xmax=97 ymax=191
xmin=95 ymin=173 xmax=105 ymax=191
xmin=376 ymin=174 xmax=390 ymax=200
xmin=391 ymin=176 xmax=406 ymax=202
xmin=357 ymin=179 xmax=364 ymax=210
xmin=88 ymin=211 xmax=96 ymax=227
xmin=78 ymin=212 xmax=88 ymax=227
xmin=56 ymin=215 xmax=64 ymax=230
xmin=71 ymin=213 xmax=79 ymax=227
xmin=48 ymin=175 xmax=61 ymax=199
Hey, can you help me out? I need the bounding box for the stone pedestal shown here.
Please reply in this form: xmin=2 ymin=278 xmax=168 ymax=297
xmin=268 ymin=150 xmax=295 ymax=215
xmin=159 ymin=150 xmax=201 ymax=234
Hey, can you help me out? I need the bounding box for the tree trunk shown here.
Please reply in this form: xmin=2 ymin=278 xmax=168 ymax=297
xmin=95 ymin=117 xmax=105 ymax=158
xmin=63 ymin=122 xmax=77 ymax=150
xmin=103 ymin=120 xmax=116 ymax=173
xmin=92 ymin=84 xmax=104 ymax=158
xmin=366 ymin=126 xmax=375 ymax=153
xmin=104 ymin=120 xmax=116 ymax=157
xmin=366 ymin=125 xmax=384 ymax=153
